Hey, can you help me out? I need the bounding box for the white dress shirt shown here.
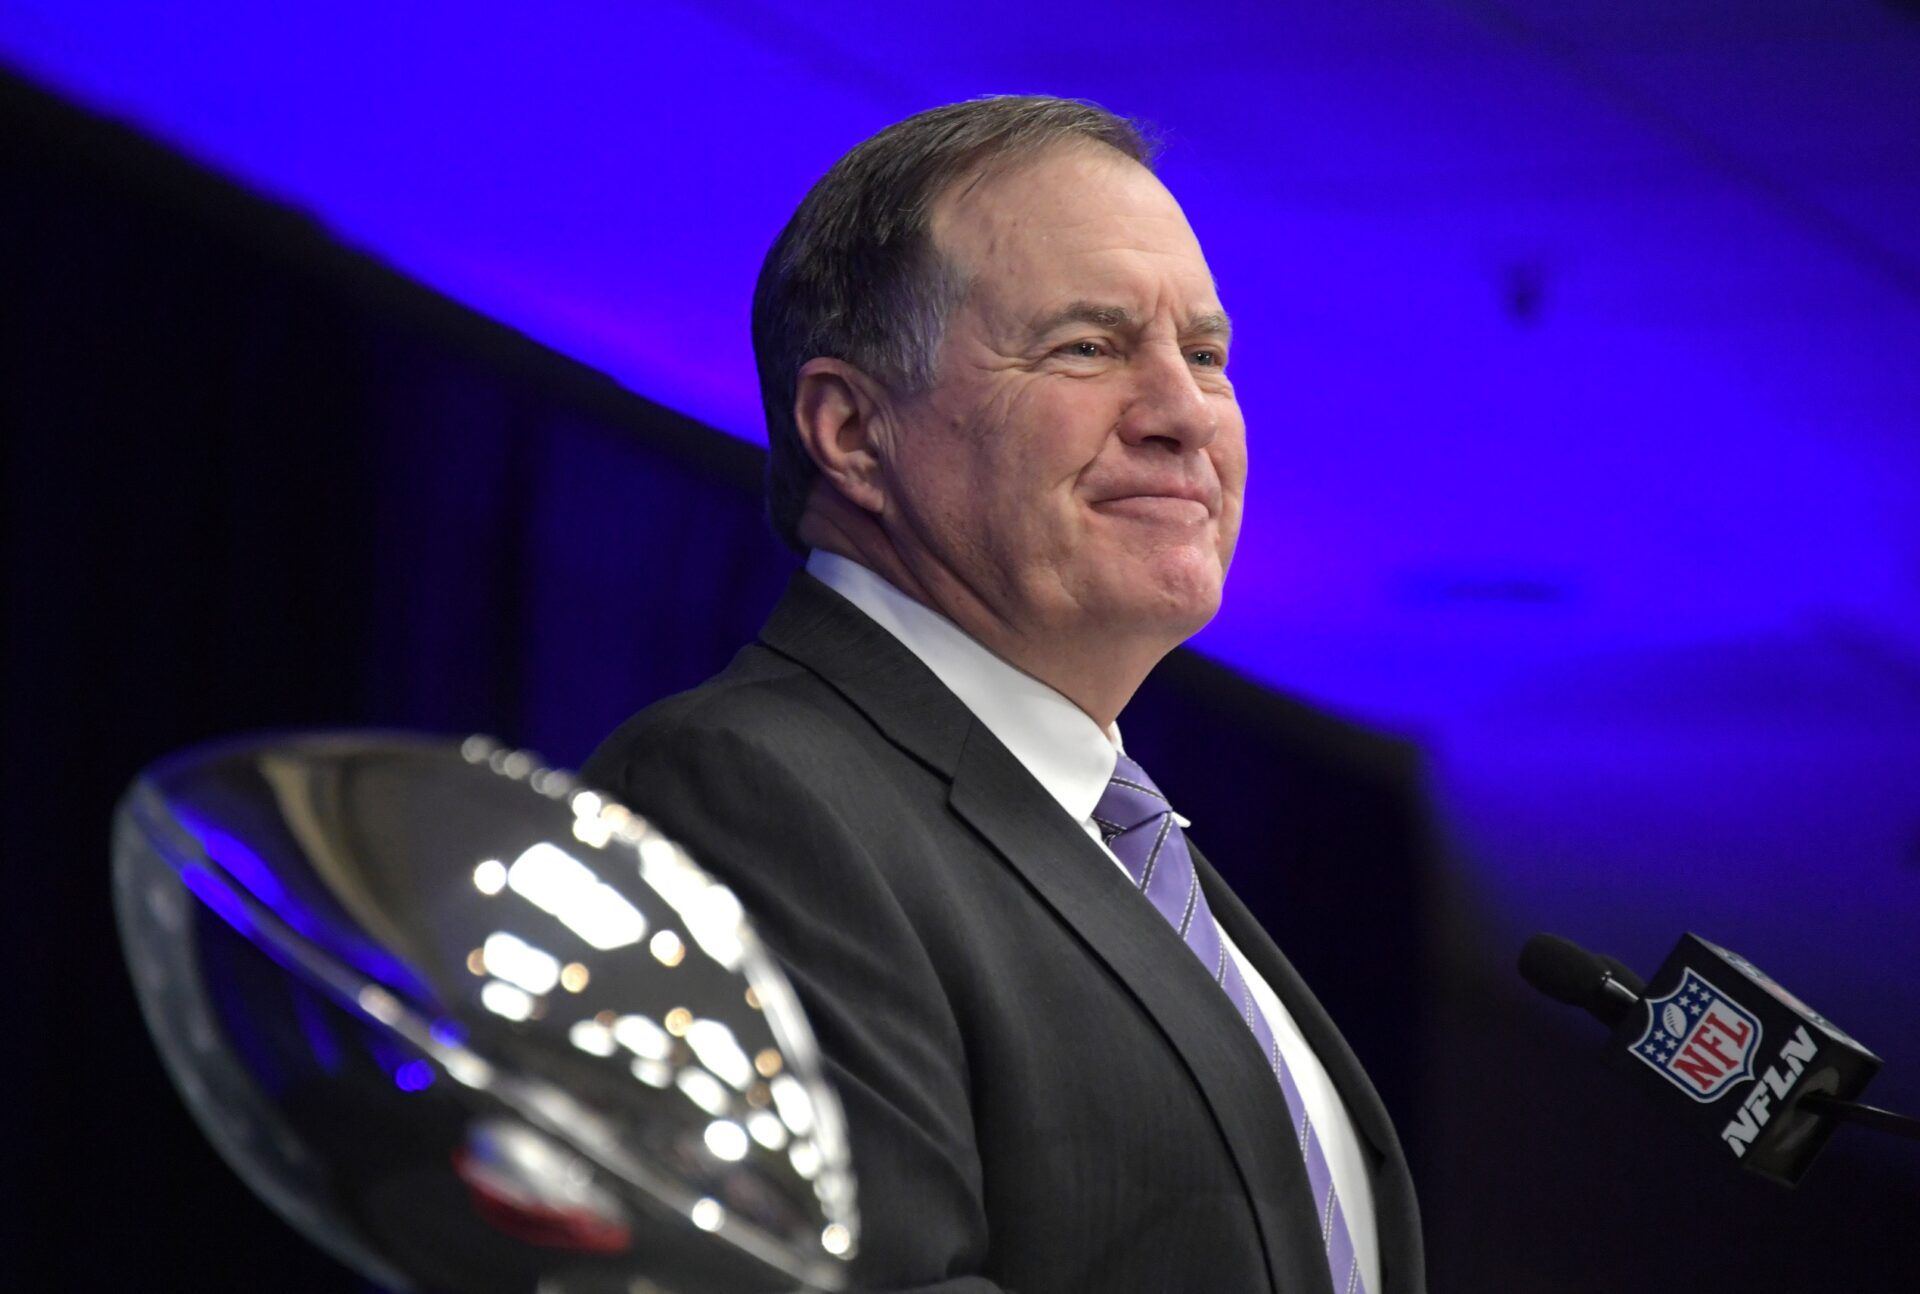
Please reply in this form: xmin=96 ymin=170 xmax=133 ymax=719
xmin=807 ymin=550 xmax=1379 ymax=1292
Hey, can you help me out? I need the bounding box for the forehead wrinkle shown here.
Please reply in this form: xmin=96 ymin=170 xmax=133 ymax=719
xmin=929 ymin=150 xmax=1227 ymax=350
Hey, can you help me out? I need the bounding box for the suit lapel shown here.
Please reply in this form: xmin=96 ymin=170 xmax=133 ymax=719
xmin=760 ymin=573 xmax=1352 ymax=1294
xmin=949 ymin=727 xmax=1336 ymax=1294
xmin=1195 ymin=845 xmax=1426 ymax=1294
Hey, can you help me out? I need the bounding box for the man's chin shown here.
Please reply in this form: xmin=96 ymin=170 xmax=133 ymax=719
xmin=1097 ymin=556 xmax=1224 ymax=639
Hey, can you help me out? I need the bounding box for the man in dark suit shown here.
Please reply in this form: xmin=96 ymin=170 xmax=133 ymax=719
xmin=585 ymin=96 xmax=1423 ymax=1292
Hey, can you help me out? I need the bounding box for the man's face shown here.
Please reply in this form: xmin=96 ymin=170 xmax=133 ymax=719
xmin=878 ymin=144 xmax=1246 ymax=650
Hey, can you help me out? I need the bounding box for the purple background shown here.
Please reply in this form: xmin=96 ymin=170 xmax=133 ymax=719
xmin=4 ymin=3 xmax=1918 ymax=1288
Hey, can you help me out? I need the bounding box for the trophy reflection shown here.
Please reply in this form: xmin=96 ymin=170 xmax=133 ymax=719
xmin=113 ymin=732 xmax=858 ymax=1293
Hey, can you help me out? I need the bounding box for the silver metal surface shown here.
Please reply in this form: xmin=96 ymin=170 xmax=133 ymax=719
xmin=113 ymin=731 xmax=856 ymax=1293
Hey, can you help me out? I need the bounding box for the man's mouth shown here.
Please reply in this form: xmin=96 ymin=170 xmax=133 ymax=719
xmin=1090 ymin=495 xmax=1212 ymax=524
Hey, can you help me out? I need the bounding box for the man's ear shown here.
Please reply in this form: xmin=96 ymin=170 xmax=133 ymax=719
xmin=793 ymin=358 xmax=890 ymax=514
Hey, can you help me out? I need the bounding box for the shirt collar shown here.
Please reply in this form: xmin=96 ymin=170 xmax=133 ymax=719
xmin=806 ymin=550 xmax=1120 ymax=826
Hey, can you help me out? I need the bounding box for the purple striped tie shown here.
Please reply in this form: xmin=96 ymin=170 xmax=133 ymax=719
xmin=1095 ymin=752 xmax=1368 ymax=1294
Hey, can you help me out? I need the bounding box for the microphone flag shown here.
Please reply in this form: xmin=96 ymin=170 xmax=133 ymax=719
xmin=1608 ymin=933 xmax=1882 ymax=1185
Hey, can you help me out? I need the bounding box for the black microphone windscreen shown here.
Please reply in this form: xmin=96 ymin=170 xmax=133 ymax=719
xmin=1519 ymin=933 xmax=1609 ymax=1008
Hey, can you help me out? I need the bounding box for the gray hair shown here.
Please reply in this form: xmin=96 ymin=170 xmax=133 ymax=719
xmin=752 ymin=95 xmax=1158 ymax=551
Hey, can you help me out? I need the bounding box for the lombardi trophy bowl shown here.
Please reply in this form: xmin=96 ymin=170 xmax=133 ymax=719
xmin=112 ymin=731 xmax=858 ymax=1293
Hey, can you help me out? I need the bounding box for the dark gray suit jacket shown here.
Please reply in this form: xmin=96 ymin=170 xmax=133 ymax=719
xmin=583 ymin=573 xmax=1424 ymax=1293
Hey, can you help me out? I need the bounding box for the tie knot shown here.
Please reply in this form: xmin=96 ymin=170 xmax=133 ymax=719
xmin=1094 ymin=752 xmax=1172 ymax=839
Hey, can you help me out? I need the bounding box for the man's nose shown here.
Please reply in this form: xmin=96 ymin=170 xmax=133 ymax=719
xmin=1115 ymin=344 xmax=1216 ymax=451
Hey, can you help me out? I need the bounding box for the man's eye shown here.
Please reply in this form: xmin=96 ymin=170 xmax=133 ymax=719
xmin=1059 ymin=340 xmax=1107 ymax=359
xmin=1189 ymin=348 xmax=1224 ymax=368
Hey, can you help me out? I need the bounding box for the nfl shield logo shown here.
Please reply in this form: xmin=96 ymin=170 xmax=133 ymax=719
xmin=1629 ymin=969 xmax=1764 ymax=1102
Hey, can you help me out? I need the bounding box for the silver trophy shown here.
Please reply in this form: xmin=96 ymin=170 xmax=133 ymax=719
xmin=112 ymin=732 xmax=858 ymax=1293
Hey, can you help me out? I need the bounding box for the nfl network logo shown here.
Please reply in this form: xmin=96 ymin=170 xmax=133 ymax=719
xmin=1629 ymin=969 xmax=1763 ymax=1102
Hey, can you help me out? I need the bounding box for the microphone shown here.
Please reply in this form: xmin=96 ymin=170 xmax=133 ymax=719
xmin=1518 ymin=933 xmax=1643 ymax=1026
xmin=1519 ymin=932 xmax=1911 ymax=1185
